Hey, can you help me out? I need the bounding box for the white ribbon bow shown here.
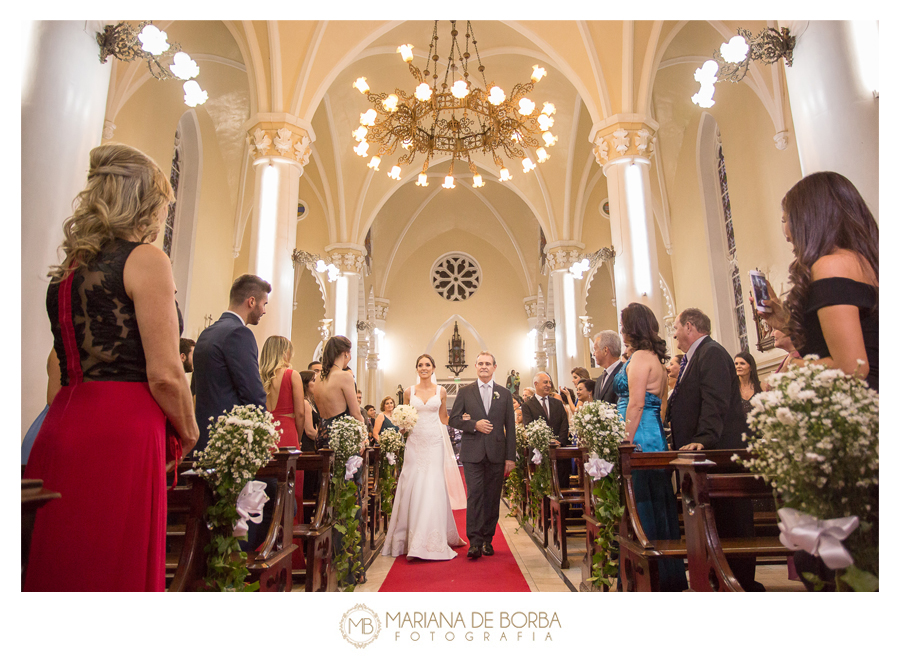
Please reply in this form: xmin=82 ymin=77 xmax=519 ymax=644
xmin=385 ymin=452 xmax=396 ymax=465
xmin=233 ymin=480 xmax=269 ymax=537
xmin=345 ymin=455 xmax=364 ymax=480
xmin=531 ymin=448 xmax=542 ymax=465
xmin=586 ymin=456 xmax=614 ymax=481
xmin=777 ymin=507 xmax=859 ymax=570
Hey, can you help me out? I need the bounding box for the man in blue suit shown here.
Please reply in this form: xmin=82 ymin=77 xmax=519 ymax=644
xmin=192 ymin=274 xmax=271 ymax=455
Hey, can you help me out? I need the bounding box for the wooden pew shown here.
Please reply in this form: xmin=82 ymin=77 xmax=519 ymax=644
xmin=580 ymin=448 xmax=612 ymax=589
xmin=21 ymin=479 xmax=61 ymax=589
xmin=522 ymin=443 xmax=549 ymax=548
xmin=547 ymin=445 xmax=586 ymax=569
xmin=292 ymin=449 xmax=338 ymax=592
xmin=672 ymin=452 xmax=792 ymax=592
xmin=365 ymin=446 xmax=385 ymax=552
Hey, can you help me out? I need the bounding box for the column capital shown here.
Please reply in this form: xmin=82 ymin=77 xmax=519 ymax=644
xmin=324 ymin=244 xmax=367 ymax=274
xmin=590 ymin=115 xmax=659 ymax=167
xmin=245 ymin=114 xmax=314 ymax=170
xmin=523 ymin=295 xmax=538 ymax=319
xmin=374 ymin=298 xmax=390 ymax=321
xmin=545 ymin=245 xmax=584 ymax=272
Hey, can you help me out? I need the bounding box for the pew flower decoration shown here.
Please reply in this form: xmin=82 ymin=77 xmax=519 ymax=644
xmin=379 ymin=428 xmax=405 ymax=517
xmin=735 ymin=358 xmax=879 ymax=591
xmin=391 ymin=404 xmax=418 ymax=436
xmin=502 ymin=424 xmax=528 ymax=526
xmin=573 ymin=400 xmax=626 ymax=589
xmin=325 ymin=416 xmax=369 ymax=591
xmin=524 ymin=418 xmax=554 ymax=526
xmin=194 ymin=404 xmax=280 ymax=592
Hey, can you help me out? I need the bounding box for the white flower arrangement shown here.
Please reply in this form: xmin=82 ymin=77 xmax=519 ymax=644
xmin=378 ymin=427 xmax=405 ymax=463
xmin=573 ymin=400 xmax=626 ymax=467
xmin=391 ymin=404 xmax=418 ymax=434
xmin=524 ymin=417 xmax=553 ymax=459
xmin=326 ymin=416 xmax=369 ymax=477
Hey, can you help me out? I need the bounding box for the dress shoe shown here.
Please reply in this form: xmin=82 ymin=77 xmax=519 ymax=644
xmin=482 ymin=542 xmax=494 ymax=556
xmin=467 ymin=545 xmax=482 ymax=559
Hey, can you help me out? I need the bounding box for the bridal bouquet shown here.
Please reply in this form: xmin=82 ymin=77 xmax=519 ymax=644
xmin=378 ymin=428 xmax=405 ymax=517
xmin=573 ymin=400 xmax=626 ymax=589
xmin=323 ymin=415 xmax=368 ymax=591
xmin=194 ymin=404 xmax=281 ymax=591
xmin=391 ymin=404 xmax=418 ymax=435
xmin=735 ymin=358 xmax=879 ymax=590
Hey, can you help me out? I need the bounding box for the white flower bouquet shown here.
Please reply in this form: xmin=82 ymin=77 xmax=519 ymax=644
xmin=391 ymin=404 xmax=418 ymax=435
xmin=523 ymin=418 xmax=554 ymax=507
xmin=735 ymin=358 xmax=879 ymax=587
xmin=378 ymin=427 xmax=405 ymax=465
xmin=573 ymin=400 xmax=626 ymax=467
xmin=326 ymin=416 xmax=369 ymax=480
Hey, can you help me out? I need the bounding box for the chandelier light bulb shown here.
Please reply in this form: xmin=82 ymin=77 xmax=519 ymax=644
xmin=170 ymin=52 xmax=199 ymax=80
xmin=518 ymin=98 xmax=536 ymax=116
xmin=138 ymin=25 xmax=169 ymax=56
xmin=472 ymin=173 xmax=484 ymax=188
xmin=442 ymin=175 xmax=456 ymax=189
xmin=354 ymin=140 xmax=370 ymax=157
xmin=522 ymin=157 xmax=536 ymax=173
xmin=398 ymin=44 xmax=415 ymax=62
xmin=691 ymin=60 xmax=719 ymax=108
xmin=415 ymin=83 xmax=433 ymax=102
xmin=451 ymin=80 xmax=469 ymax=99
xmin=352 ymin=126 xmax=368 ymax=142
xmin=536 ymin=147 xmax=550 ymax=163
xmin=315 ymin=259 xmax=327 ymax=273
xmin=531 ymin=65 xmax=547 ymax=82
xmin=401 ymin=139 xmax=413 ymax=150
xmin=542 ymin=102 xmax=556 ymax=116
xmin=416 ymin=173 xmax=429 ymax=187
xmin=383 ymin=94 xmax=400 ymax=112
xmin=326 ymin=264 xmax=340 ymax=282
xmin=360 ymin=109 xmax=377 ymax=126
xmin=488 ymin=86 xmax=506 ymax=105
xmin=538 ymin=114 xmax=554 ymax=131
xmin=720 ymin=36 xmax=750 ymax=64
xmin=388 ymin=165 xmax=402 ymax=180
xmin=542 ymin=131 xmax=558 ymax=147
xmin=367 ymin=155 xmax=381 ymax=170
xmin=353 ymin=77 xmax=370 ymax=94
xmin=182 ymin=80 xmax=208 ymax=107
xmin=499 ymin=167 xmax=512 ymax=181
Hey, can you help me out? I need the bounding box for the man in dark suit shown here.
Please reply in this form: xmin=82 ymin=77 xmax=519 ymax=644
xmin=591 ymin=330 xmax=624 ymax=404
xmin=522 ymin=371 xmax=570 ymax=484
xmin=448 ymin=351 xmax=516 ymax=559
xmin=667 ymin=307 xmax=760 ymax=590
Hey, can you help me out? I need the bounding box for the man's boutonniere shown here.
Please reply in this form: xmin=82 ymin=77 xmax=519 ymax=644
xmin=493 ymin=391 xmax=500 ymax=400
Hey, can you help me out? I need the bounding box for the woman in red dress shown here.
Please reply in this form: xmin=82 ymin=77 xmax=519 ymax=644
xmin=23 ymin=144 xmax=198 ymax=591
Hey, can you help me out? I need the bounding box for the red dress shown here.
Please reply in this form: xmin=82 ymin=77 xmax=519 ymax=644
xmin=24 ymin=240 xmax=170 ymax=591
xmin=270 ymin=369 xmax=306 ymax=568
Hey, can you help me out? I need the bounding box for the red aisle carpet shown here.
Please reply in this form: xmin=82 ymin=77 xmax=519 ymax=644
xmin=378 ymin=469 xmax=530 ymax=592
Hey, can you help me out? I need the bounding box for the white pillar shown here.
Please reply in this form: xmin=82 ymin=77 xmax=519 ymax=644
xmin=248 ymin=156 xmax=302 ymax=342
xmin=604 ymin=157 xmax=664 ymax=323
xmin=21 ymin=20 xmax=112 ymax=434
xmin=782 ymin=20 xmax=879 ymax=219
xmin=550 ymin=270 xmax=586 ymax=387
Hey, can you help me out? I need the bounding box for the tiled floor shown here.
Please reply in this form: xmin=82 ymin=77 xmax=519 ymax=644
xmin=336 ymin=501 xmax=805 ymax=593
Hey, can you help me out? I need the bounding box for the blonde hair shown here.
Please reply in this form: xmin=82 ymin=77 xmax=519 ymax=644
xmin=49 ymin=143 xmax=174 ymax=281
xmin=260 ymin=336 xmax=293 ymax=395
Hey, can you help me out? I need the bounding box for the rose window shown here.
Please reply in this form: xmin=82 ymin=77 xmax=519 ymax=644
xmin=431 ymin=253 xmax=481 ymax=301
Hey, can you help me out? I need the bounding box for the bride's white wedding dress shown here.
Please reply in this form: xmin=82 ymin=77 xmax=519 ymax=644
xmin=382 ymin=385 xmax=467 ymax=560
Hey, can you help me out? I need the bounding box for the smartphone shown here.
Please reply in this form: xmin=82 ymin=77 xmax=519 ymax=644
xmin=749 ymin=270 xmax=769 ymax=313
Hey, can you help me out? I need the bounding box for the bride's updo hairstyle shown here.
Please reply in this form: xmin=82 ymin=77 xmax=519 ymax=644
xmin=49 ymin=143 xmax=175 ymax=281
xmin=321 ymin=335 xmax=352 ymax=380
xmin=415 ymin=354 xmax=436 ymax=369
xmin=620 ymin=302 xmax=669 ymax=364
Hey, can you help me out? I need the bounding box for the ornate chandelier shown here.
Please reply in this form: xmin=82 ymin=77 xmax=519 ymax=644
xmin=351 ymin=20 xmax=557 ymax=189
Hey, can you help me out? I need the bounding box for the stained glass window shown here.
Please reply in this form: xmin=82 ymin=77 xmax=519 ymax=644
xmin=717 ymin=137 xmax=748 ymax=352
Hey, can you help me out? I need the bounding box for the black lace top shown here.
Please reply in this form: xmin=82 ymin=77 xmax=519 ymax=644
xmin=801 ymin=277 xmax=878 ymax=391
xmin=47 ymin=239 xmax=182 ymax=386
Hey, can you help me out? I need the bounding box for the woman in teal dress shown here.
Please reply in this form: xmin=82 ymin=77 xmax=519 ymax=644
xmin=615 ymin=302 xmax=687 ymax=591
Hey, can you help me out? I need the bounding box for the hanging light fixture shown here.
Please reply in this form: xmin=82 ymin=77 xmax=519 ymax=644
xmin=351 ymin=20 xmax=557 ymax=188
xmin=711 ymin=27 xmax=795 ymax=83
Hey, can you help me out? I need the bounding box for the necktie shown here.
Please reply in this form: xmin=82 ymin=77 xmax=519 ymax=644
xmin=671 ymin=357 xmax=688 ymax=398
xmin=482 ymin=383 xmax=492 ymax=413
xmin=542 ymin=396 xmax=550 ymax=418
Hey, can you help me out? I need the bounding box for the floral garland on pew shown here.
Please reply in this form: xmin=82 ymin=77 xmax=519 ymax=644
xmin=194 ymin=404 xmax=280 ymax=592
xmin=378 ymin=427 xmax=405 ymax=517
xmin=573 ymin=400 xmax=626 ymax=589
xmin=326 ymin=416 xmax=370 ymax=591
xmin=524 ymin=418 xmax=553 ymax=529
xmin=735 ymin=358 xmax=879 ymax=591
xmin=502 ymin=424 xmax=528 ymax=526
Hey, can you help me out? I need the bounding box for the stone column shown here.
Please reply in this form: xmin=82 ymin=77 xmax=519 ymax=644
xmin=781 ymin=21 xmax=879 ymax=219
xmin=592 ymin=116 xmax=664 ymax=323
xmin=372 ymin=299 xmax=390 ymax=405
xmin=325 ymin=246 xmax=367 ymax=364
xmin=21 ymin=21 xmax=112 ymax=434
xmin=546 ymin=246 xmax=588 ymax=387
xmin=244 ymin=117 xmax=314 ymax=343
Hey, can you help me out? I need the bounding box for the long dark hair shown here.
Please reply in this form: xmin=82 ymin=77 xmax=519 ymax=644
xmin=783 ymin=171 xmax=878 ymax=350
xmin=414 ymin=353 xmax=436 ymax=369
xmin=300 ymin=370 xmax=316 ymax=401
xmin=620 ymin=302 xmax=668 ymax=363
xmin=321 ymin=335 xmax=352 ymax=380
xmin=734 ymin=351 xmax=763 ymax=394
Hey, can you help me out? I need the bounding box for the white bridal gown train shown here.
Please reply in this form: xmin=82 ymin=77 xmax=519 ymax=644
xmin=382 ymin=386 xmax=467 ymax=560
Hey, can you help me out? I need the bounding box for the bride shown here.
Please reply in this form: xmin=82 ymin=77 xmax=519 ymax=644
xmin=382 ymin=354 xmax=467 ymax=560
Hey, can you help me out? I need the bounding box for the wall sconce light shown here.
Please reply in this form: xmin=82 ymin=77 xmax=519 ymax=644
xmin=712 ymin=27 xmax=795 ymax=84
xmin=568 ymin=246 xmax=616 ymax=279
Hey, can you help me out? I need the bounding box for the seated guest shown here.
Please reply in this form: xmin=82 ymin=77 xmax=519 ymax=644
xmin=665 ymin=354 xmax=683 ymax=399
xmin=373 ymin=396 xmax=399 ymax=437
xmin=24 ymin=143 xmax=198 ymax=591
xmin=757 ymin=171 xmax=878 ymax=391
xmin=734 ymin=351 xmax=763 ymax=417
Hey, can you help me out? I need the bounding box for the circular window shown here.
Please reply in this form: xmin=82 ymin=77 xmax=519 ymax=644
xmin=431 ymin=253 xmax=481 ymax=301
xmin=297 ymin=199 xmax=309 ymax=221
